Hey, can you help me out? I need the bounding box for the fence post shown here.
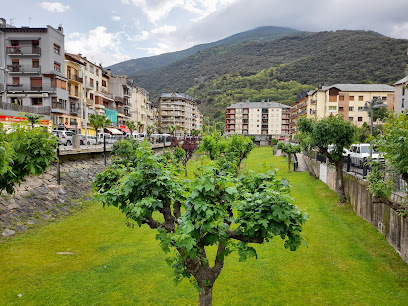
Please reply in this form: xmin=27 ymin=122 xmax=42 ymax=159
xmin=347 ymin=155 xmax=351 ymax=172
xmin=56 ymin=146 xmax=60 ymax=185
xmin=362 ymin=157 xmax=367 ymax=177
xmin=103 ymin=135 xmax=107 ymax=166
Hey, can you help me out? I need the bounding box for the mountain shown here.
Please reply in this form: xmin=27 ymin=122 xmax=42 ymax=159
xmin=107 ymin=26 xmax=301 ymax=75
xmin=127 ymin=30 xmax=408 ymax=104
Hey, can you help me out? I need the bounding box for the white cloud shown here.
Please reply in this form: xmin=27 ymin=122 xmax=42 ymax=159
xmin=40 ymin=2 xmax=70 ymax=13
xmin=122 ymin=0 xmax=238 ymax=23
xmin=65 ymin=27 xmax=131 ymax=66
xmin=389 ymin=22 xmax=408 ymax=39
xmin=112 ymin=16 xmax=121 ymax=21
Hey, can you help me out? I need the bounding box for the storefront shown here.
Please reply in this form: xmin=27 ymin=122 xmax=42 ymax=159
xmin=0 ymin=115 xmax=52 ymax=131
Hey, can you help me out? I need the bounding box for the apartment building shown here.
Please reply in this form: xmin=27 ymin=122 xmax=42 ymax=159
xmin=225 ymin=101 xmax=290 ymax=139
xmin=129 ymin=86 xmax=157 ymax=133
xmin=106 ymin=70 xmax=132 ymax=127
xmin=394 ymin=76 xmax=408 ymax=114
xmin=291 ymin=84 xmax=395 ymax=133
xmin=159 ymin=92 xmax=200 ymax=135
xmin=0 ymin=20 xmax=68 ymax=126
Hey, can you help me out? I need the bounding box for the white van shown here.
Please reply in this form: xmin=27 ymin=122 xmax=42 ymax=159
xmin=348 ymin=143 xmax=383 ymax=168
xmin=97 ymin=133 xmax=113 ymax=144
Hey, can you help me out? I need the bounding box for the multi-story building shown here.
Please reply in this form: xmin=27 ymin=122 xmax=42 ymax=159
xmin=225 ymin=101 xmax=290 ymax=139
xmin=106 ymin=70 xmax=132 ymax=127
xmin=0 ymin=20 xmax=68 ymax=127
xmin=159 ymin=92 xmax=200 ymax=135
xmin=129 ymin=86 xmax=155 ymax=133
xmin=291 ymin=84 xmax=395 ymax=133
xmin=394 ymin=76 xmax=408 ymax=114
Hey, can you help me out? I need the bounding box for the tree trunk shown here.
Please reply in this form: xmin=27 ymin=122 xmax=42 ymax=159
xmin=198 ymin=286 xmax=213 ymax=306
xmin=335 ymin=157 xmax=346 ymax=203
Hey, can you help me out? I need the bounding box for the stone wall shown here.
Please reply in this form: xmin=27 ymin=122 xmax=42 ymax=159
xmin=0 ymin=153 xmax=110 ymax=238
xmin=303 ymin=155 xmax=408 ymax=264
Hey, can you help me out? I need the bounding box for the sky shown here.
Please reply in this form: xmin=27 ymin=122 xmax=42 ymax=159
xmin=2 ymin=0 xmax=408 ymax=66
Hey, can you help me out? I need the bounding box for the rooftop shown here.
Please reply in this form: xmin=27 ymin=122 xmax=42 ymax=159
xmin=320 ymin=84 xmax=395 ymax=92
xmin=160 ymin=92 xmax=194 ymax=101
xmin=227 ymin=101 xmax=291 ymax=109
xmin=394 ymin=76 xmax=408 ymax=86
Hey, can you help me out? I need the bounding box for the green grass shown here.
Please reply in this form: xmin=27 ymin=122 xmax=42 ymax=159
xmin=1 ymin=146 xmax=408 ymax=305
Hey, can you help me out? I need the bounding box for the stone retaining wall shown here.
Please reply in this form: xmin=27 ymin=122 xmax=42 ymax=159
xmin=0 ymin=153 xmax=110 ymax=238
xmin=303 ymin=155 xmax=408 ymax=264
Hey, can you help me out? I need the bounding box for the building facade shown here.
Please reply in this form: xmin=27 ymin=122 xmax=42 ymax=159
xmin=394 ymin=76 xmax=408 ymax=114
xmin=159 ymin=92 xmax=201 ymax=135
xmin=0 ymin=21 xmax=68 ymax=125
xmin=291 ymin=84 xmax=395 ymax=134
xmin=106 ymin=70 xmax=132 ymax=127
xmin=225 ymin=101 xmax=290 ymax=139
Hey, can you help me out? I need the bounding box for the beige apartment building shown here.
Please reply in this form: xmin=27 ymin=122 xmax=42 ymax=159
xmin=159 ymin=92 xmax=201 ymax=135
xmin=225 ymin=102 xmax=290 ymax=139
xmin=394 ymin=76 xmax=408 ymax=114
xmin=291 ymin=84 xmax=395 ymax=134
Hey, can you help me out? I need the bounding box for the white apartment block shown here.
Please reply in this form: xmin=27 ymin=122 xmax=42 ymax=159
xmin=225 ymin=102 xmax=290 ymax=139
xmin=394 ymin=76 xmax=408 ymax=114
xmin=159 ymin=92 xmax=200 ymax=135
xmin=0 ymin=20 xmax=68 ymax=123
xmin=291 ymin=84 xmax=395 ymax=134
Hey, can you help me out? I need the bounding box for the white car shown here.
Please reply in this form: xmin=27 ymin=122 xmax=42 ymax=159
xmin=348 ymin=143 xmax=383 ymax=168
xmin=79 ymin=134 xmax=97 ymax=145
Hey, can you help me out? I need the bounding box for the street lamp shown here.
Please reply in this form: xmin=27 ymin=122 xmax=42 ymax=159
xmin=360 ymin=97 xmax=387 ymax=158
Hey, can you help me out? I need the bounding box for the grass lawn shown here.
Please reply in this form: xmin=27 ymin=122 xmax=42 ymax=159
xmin=1 ymin=146 xmax=408 ymax=305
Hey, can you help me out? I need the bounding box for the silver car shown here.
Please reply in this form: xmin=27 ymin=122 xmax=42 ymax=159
xmin=52 ymin=130 xmax=75 ymax=146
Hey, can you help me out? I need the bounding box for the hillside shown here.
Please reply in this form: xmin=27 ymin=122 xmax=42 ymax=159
xmin=107 ymin=26 xmax=301 ymax=75
xmin=186 ymin=70 xmax=315 ymax=121
xmin=129 ymin=30 xmax=408 ymax=103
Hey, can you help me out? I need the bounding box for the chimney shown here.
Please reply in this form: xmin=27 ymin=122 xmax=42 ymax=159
xmin=58 ymin=24 xmax=63 ymax=33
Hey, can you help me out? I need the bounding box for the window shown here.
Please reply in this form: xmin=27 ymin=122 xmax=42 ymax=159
xmin=102 ymin=80 xmax=107 ymax=87
xmin=32 ymin=59 xmax=39 ymax=68
xmin=328 ymin=106 xmax=337 ymax=111
xmin=349 ymin=96 xmax=354 ymax=101
xmin=339 ymin=95 xmax=344 ymax=101
xmin=70 ymin=118 xmax=77 ymax=126
xmin=90 ymin=93 xmax=94 ymax=100
xmin=12 ymin=77 xmax=20 ymax=85
xmin=90 ymin=78 xmax=94 ymax=87
xmin=32 ymin=98 xmax=43 ymax=105
xmin=10 ymin=97 xmax=22 ymax=105
xmin=11 ymin=59 xmax=19 ymax=72
xmin=349 ymin=106 xmax=354 ymax=111
xmin=359 ymin=96 xmax=364 ymax=101
xmin=96 ymin=69 xmax=99 ymax=76
xmin=348 ymin=117 xmax=353 ymax=121
xmin=30 ymin=77 xmax=42 ymax=90
xmin=11 ymin=40 xmax=19 ymax=46
xmin=54 ymin=61 xmax=61 ymax=72
xmin=402 ymin=99 xmax=405 ymax=108
xmin=54 ymin=43 xmax=60 ymax=55
xmin=358 ymin=106 xmax=364 ymax=111
xmin=339 ymin=107 xmax=344 ymax=111
xmin=358 ymin=117 xmax=363 ymax=122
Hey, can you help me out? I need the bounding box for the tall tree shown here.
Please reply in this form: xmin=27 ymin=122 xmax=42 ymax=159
xmin=126 ymin=121 xmax=137 ymax=137
xmin=298 ymin=115 xmax=355 ymax=202
xmin=277 ymin=142 xmax=301 ymax=172
xmin=89 ymin=114 xmax=111 ymax=144
xmin=93 ymin=136 xmax=307 ymax=306
xmin=376 ymin=112 xmax=408 ymax=185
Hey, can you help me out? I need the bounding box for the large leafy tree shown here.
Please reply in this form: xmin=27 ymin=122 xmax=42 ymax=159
xmin=22 ymin=113 xmax=44 ymax=129
xmin=376 ymin=112 xmax=408 ymax=185
xmin=89 ymin=114 xmax=111 ymax=143
xmin=0 ymin=124 xmax=57 ymax=194
xmin=93 ymin=135 xmax=307 ymax=306
xmin=298 ymin=115 xmax=355 ymax=202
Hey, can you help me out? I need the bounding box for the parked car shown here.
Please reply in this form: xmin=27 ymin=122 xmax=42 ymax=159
xmin=79 ymin=134 xmax=97 ymax=145
xmin=52 ymin=130 xmax=75 ymax=146
xmin=348 ymin=143 xmax=383 ymax=168
xmin=97 ymin=133 xmax=114 ymax=144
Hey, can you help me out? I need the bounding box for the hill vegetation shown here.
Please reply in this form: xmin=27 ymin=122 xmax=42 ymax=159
xmin=186 ymin=69 xmax=314 ymax=121
xmin=107 ymin=26 xmax=300 ymax=75
xmin=128 ymin=30 xmax=407 ymax=104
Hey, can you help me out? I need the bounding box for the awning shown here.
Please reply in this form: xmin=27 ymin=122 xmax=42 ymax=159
xmin=119 ymin=126 xmax=130 ymax=133
xmin=106 ymin=127 xmax=123 ymax=135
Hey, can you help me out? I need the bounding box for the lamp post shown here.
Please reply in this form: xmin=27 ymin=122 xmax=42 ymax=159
xmin=360 ymin=97 xmax=387 ymax=158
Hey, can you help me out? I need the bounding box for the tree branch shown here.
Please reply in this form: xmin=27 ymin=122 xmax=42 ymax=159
xmin=212 ymin=243 xmax=225 ymax=276
xmin=142 ymin=216 xmax=161 ymax=229
xmin=173 ymin=201 xmax=181 ymax=220
xmin=226 ymin=230 xmax=264 ymax=244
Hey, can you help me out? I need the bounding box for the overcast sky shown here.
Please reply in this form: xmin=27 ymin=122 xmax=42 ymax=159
xmin=2 ymin=0 xmax=408 ymax=66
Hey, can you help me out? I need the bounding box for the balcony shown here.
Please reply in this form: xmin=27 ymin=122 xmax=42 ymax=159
xmin=6 ymin=84 xmax=56 ymax=92
xmin=101 ymin=88 xmax=114 ymax=100
xmin=7 ymin=65 xmax=41 ymax=74
xmin=6 ymin=46 xmax=41 ymax=55
xmin=69 ymin=104 xmax=80 ymax=116
xmin=310 ymin=99 xmax=317 ymax=105
xmin=86 ymin=98 xmax=94 ymax=107
xmin=86 ymin=82 xmax=94 ymax=89
xmin=0 ymin=101 xmax=51 ymax=115
xmin=68 ymin=74 xmax=83 ymax=83
xmin=52 ymin=100 xmax=67 ymax=113
xmin=115 ymin=96 xmax=125 ymax=104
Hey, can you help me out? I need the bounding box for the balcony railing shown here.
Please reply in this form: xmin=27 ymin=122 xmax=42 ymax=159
xmin=0 ymin=102 xmax=51 ymax=115
xmin=7 ymin=65 xmax=41 ymax=73
xmin=70 ymin=105 xmax=80 ymax=116
xmin=6 ymin=46 xmax=41 ymax=55
xmin=115 ymin=96 xmax=125 ymax=104
xmin=52 ymin=101 xmax=67 ymax=111
xmin=6 ymin=84 xmax=56 ymax=92
xmin=68 ymin=74 xmax=83 ymax=83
